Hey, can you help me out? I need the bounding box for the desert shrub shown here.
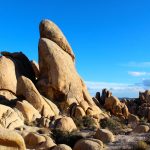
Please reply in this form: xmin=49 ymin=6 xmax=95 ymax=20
xmin=143 ymin=134 xmax=150 ymax=145
xmin=73 ymin=118 xmax=84 ymax=129
xmin=139 ymin=117 xmax=148 ymax=125
xmin=24 ymin=119 xmax=40 ymax=127
xmin=73 ymin=116 xmax=97 ymax=130
xmin=131 ymin=141 xmax=148 ymax=150
xmin=100 ymin=116 xmax=127 ymax=135
xmin=52 ymin=129 xmax=83 ymax=148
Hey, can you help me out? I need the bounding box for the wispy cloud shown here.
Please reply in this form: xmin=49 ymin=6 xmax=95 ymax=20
xmin=121 ymin=62 xmax=150 ymax=68
xmin=85 ymin=81 xmax=145 ymax=98
xmin=128 ymin=71 xmax=150 ymax=77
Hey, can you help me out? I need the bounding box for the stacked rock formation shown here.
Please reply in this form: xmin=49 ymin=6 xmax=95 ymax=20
xmin=136 ymin=90 xmax=150 ymax=119
xmin=95 ymin=89 xmax=129 ymax=119
xmin=37 ymin=20 xmax=102 ymax=118
xmin=126 ymin=90 xmax=150 ymax=121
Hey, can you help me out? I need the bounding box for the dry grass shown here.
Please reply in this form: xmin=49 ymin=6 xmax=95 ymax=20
xmin=100 ymin=115 xmax=127 ymax=135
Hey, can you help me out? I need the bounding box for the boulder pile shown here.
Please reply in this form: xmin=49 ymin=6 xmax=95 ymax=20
xmin=95 ymin=89 xmax=129 ymax=119
xmin=126 ymin=90 xmax=150 ymax=121
xmin=0 ymin=19 xmax=106 ymax=150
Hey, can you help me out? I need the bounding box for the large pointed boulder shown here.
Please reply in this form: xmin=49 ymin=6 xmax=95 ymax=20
xmin=37 ymin=36 xmax=101 ymax=116
xmin=40 ymin=19 xmax=75 ymax=61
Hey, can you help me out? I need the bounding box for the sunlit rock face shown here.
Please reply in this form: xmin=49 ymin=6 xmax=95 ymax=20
xmin=37 ymin=19 xmax=102 ymax=116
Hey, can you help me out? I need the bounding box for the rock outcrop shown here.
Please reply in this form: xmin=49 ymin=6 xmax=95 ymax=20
xmin=15 ymin=100 xmax=41 ymax=123
xmin=94 ymin=129 xmax=115 ymax=143
xmin=104 ymin=96 xmax=129 ymax=119
xmin=0 ymin=128 xmax=26 ymax=150
xmin=0 ymin=56 xmax=18 ymax=94
xmin=126 ymin=90 xmax=150 ymax=121
xmin=17 ymin=76 xmax=60 ymax=118
xmin=95 ymin=89 xmax=129 ymax=119
xmin=24 ymin=132 xmax=56 ymax=149
xmin=54 ymin=116 xmax=77 ymax=132
xmin=133 ymin=125 xmax=149 ymax=133
xmin=39 ymin=19 xmax=75 ymax=61
xmin=52 ymin=144 xmax=72 ymax=150
xmin=37 ymin=20 xmax=102 ymax=117
xmin=0 ymin=104 xmax=23 ymax=129
xmin=73 ymin=138 xmax=103 ymax=150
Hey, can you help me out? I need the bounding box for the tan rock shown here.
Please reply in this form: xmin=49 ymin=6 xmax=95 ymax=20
xmin=52 ymin=144 xmax=72 ymax=150
xmin=15 ymin=100 xmax=41 ymax=123
xmin=43 ymin=96 xmax=60 ymax=116
xmin=1 ymin=51 xmax=36 ymax=83
xmin=74 ymin=106 xmax=86 ymax=118
xmin=92 ymin=118 xmax=100 ymax=129
xmin=0 ymin=56 xmax=17 ymax=94
xmin=139 ymin=90 xmax=150 ymax=104
xmin=94 ymin=129 xmax=115 ymax=143
xmin=0 ymin=104 xmax=23 ymax=129
xmin=54 ymin=116 xmax=77 ymax=132
xmin=128 ymin=114 xmax=139 ymax=124
xmin=24 ymin=132 xmax=45 ymax=149
xmin=0 ymin=128 xmax=26 ymax=150
xmin=98 ymin=113 xmax=110 ymax=121
xmin=43 ymin=136 xmax=56 ymax=149
xmin=122 ymin=104 xmax=129 ymax=119
xmin=0 ymin=52 xmax=36 ymax=95
xmin=24 ymin=132 xmax=56 ymax=149
xmin=133 ymin=125 xmax=149 ymax=133
xmin=40 ymin=117 xmax=51 ymax=128
xmin=104 ymin=96 xmax=129 ymax=118
xmin=14 ymin=108 xmax=25 ymax=122
xmin=105 ymin=96 xmax=120 ymax=111
xmin=40 ymin=19 xmax=75 ymax=61
xmin=37 ymin=37 xmax=102 ymax=117
xmin=73 ymin=138 xmax=103 ymax=150
xmin=0 ymin=90 xmax=17 ymax=101
xmin=17 ymin=76 xmax=60 ymax=118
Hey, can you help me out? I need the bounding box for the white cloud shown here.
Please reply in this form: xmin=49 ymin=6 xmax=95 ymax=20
xmin=85 ymin=81 xmax=145 ymax=98
xmin=128 ymin=71 xmax=150 ymax=77
xmin=123 ymin=62 xmax=150 ymax=68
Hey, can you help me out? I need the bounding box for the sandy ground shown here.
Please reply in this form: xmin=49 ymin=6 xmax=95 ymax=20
xmin=104 ymin=133 xmax=150 ymax=150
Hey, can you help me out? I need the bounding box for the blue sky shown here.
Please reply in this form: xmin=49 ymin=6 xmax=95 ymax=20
xmin=1 ymin=0 xmax=150 ymax=97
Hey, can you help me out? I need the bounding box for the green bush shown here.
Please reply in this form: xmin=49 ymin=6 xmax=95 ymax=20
xmin=100 ymin=116 xmax=127 ymax=135
xmin=73 ymin=116 xmax=97 ymax=130
xmin=139 ymin=117 xmax=148 ymax=125
xmin=52 ymin=129 xmax=83 ymax=148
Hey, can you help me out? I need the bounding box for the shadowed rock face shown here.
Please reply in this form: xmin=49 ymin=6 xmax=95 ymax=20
xmin=1 ymin=51 xmax=36 ymax=83
xmin=37 ymin=20 xmax=102 ymax=116
xmin=17 ymin=76 xmax=60 ymax=118
xmin=0 ymin=51 xmax=36 ymax=95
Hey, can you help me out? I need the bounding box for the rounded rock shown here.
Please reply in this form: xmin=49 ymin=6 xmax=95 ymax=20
xmin=94 ymin=129 xmax=115 ymax=143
